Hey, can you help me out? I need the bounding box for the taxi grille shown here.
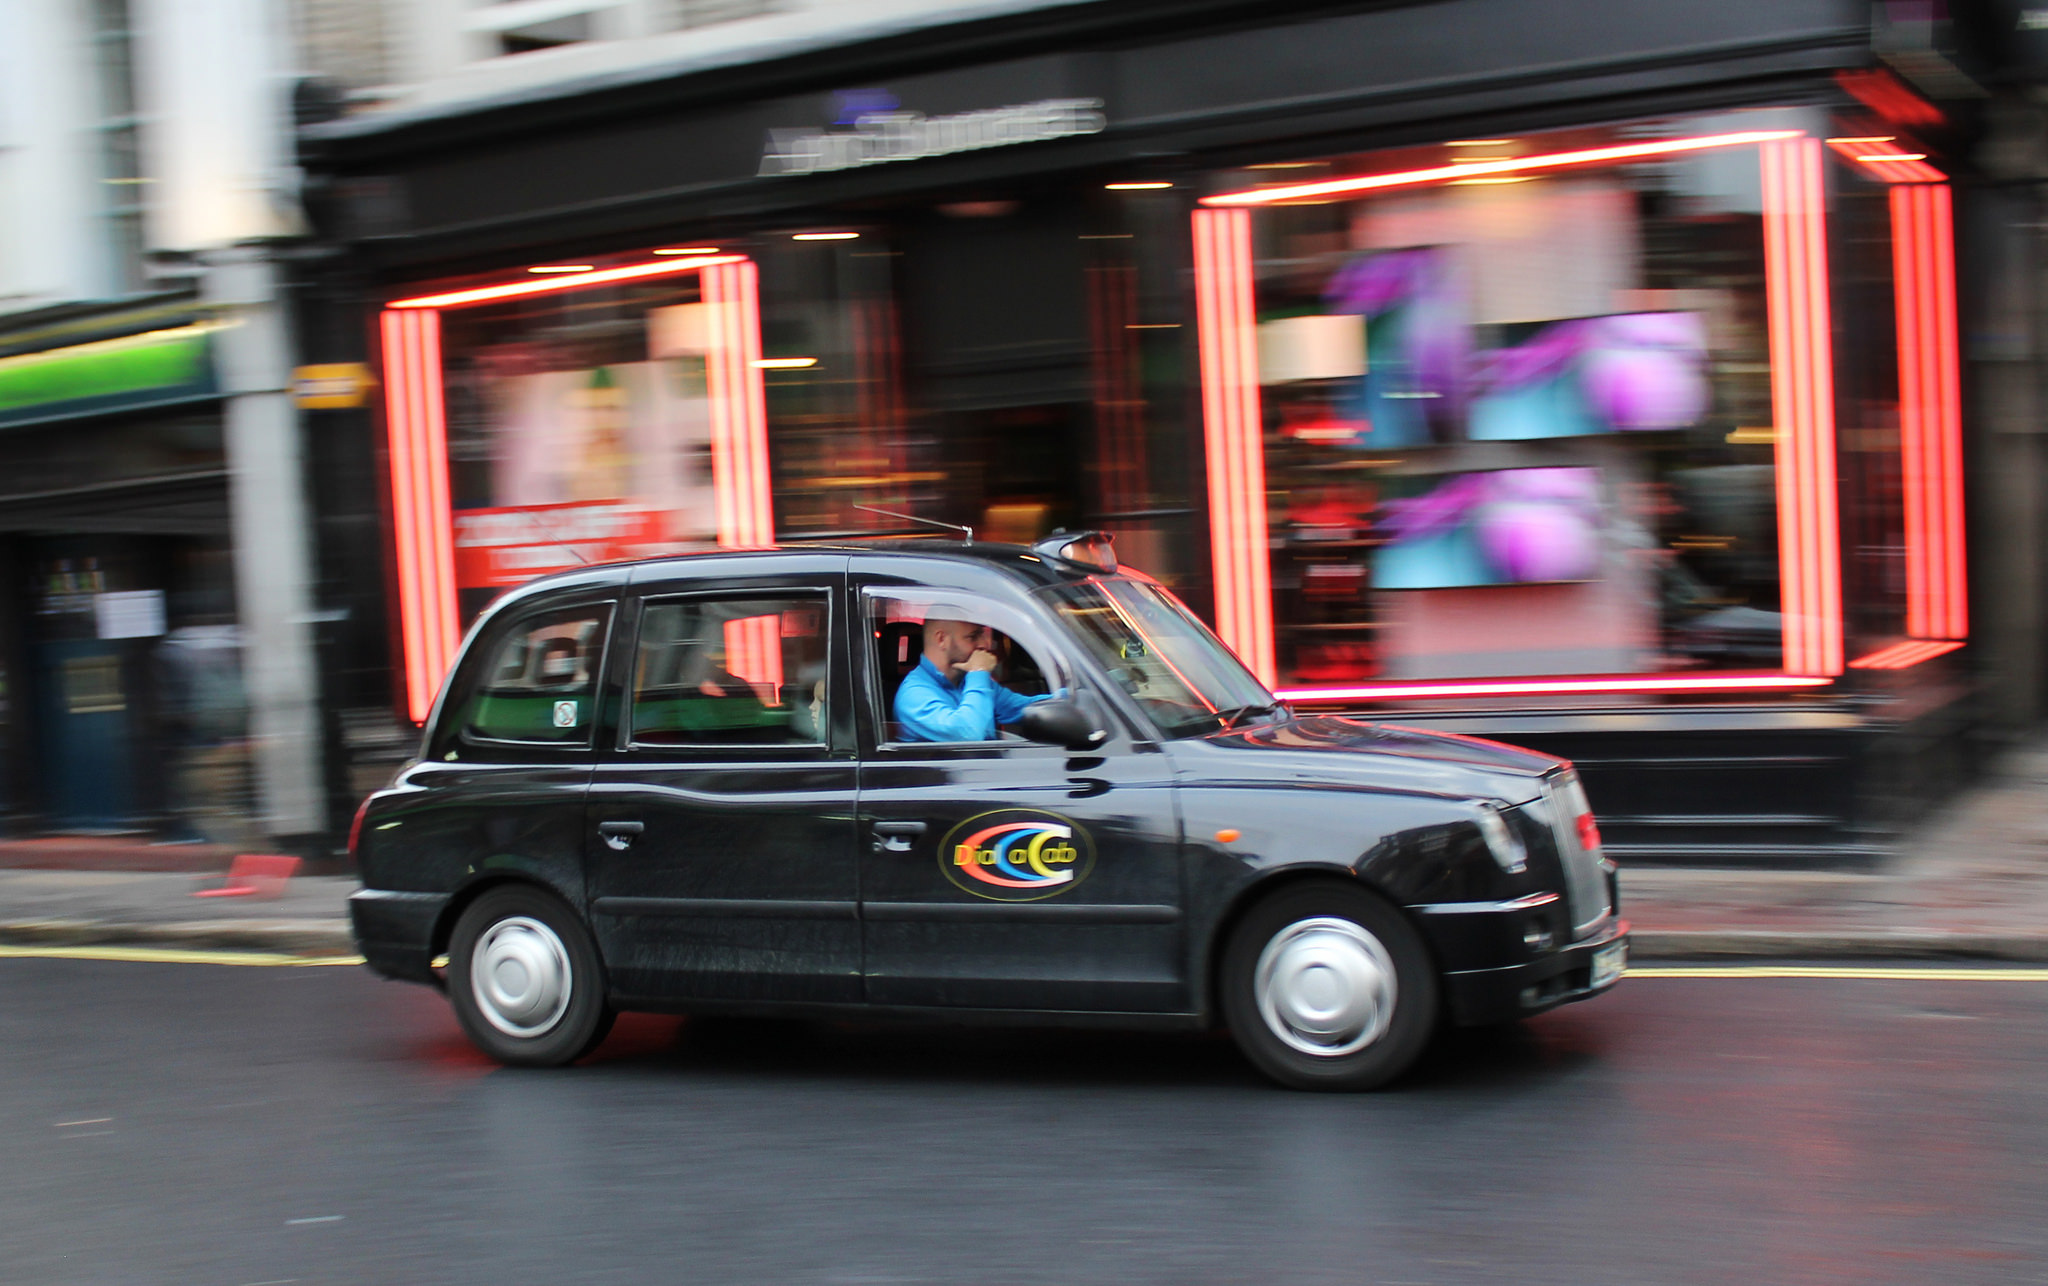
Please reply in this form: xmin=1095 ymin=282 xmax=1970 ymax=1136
xmin=1540 ymin=769 xmax=1612 ymax=938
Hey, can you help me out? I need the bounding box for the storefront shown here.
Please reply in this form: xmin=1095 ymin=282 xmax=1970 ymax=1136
xmin=305 ymin=0 xmax=1988 ymax=862
xmin=0 ymin=302 xmax=255 ymax=840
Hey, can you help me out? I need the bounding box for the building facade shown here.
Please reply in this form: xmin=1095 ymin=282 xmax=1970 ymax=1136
xmin=0 ymin=0 xmax=324 ymax=846
xmin=299 ymin=0 xmax=2038 ymax=862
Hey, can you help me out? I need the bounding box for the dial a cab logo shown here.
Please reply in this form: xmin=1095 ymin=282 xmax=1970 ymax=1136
xmin=940 ymin=809 xmax=1096 ymax=902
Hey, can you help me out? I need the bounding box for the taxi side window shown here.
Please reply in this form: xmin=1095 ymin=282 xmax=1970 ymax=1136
xmin=451 ymin=605 xmax=611 ymax=747
xmin=866 ymin=590 xmax=1058 ymax=744
xmin=630 ymin=595 xmax=829 ymax=747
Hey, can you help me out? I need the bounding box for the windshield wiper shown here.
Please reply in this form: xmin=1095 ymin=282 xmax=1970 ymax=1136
xmin=1216 ymin=702 xmax=1284 ymax=730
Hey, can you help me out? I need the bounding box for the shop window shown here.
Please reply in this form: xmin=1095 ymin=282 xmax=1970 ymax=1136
xmin=629 ymin=595 xmax=828 ymax=747
xmin=62 ymin=655 xmax=125 ymax=715
xmin=1195 ymin=105 xmax=1956 ymax=701
xmin=496 ymin=13 xmax=594 ymax=57
xmin=449 ymin=606 xmax=612 ymax=747
xmin=381 ymin=247 xmax=771 ymax=723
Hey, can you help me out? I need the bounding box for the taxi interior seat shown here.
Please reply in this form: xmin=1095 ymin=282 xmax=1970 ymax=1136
xmin=874 ymin=621 xmax=922 ymax=740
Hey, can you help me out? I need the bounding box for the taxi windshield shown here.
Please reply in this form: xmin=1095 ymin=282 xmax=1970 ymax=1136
xmin=1041 ymin=577 xmax=1277 ymax=738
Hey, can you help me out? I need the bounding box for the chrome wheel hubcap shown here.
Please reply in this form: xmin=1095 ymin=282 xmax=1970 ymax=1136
xmin=472 ymin=916 xmax=573 ymax=1038
xmin=1254 ymin=916 xmax=1397 ymax=1057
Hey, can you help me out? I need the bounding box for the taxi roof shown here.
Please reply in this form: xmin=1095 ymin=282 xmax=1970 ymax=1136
xmin=496 ymin=534 xmax=1128 ymax=605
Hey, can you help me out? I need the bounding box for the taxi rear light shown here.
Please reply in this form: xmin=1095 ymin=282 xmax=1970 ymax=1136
xmin=346 ymin=796 xmax=373 ymax=859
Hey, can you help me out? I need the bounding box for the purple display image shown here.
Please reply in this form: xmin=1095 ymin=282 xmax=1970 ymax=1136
xmin=1376 ymin=467 xmax=1603 ymax=588
xmin=1322 ymin=247 xmax=1470 ymax=445
xmin=1470 ymin=312 xmax=1708 ymax=440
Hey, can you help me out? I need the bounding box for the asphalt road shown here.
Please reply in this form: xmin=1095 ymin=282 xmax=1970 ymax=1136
xmin=3 ymin=958 xmax=2045 ymax=1286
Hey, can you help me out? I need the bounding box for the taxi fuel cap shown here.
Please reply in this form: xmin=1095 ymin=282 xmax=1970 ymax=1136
xmin=1032 ymin=530 xmax=1117 ymax=573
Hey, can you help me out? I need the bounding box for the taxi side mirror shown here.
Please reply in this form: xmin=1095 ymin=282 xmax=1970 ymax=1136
xmin=1018 ymin=691 xmax=1109 ymax=751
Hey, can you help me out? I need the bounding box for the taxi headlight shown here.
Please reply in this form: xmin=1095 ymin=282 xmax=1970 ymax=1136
xmin=1475 ymin=804 xmax=1527 ymax=874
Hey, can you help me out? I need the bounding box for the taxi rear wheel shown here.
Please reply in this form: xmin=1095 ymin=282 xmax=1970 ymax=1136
xmin=448 ymin=886 xmax=613 ymax=1067
xmin=1220 ymin=881 xmax=1438 ymax=1091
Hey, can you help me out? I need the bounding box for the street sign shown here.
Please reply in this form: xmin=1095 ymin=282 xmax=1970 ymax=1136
xmin=292 ymin=362 xmax=376 ymax=409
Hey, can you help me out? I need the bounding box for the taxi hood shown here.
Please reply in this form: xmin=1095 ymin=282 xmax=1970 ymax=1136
xmin=1178 ymin=713 xmax=1563 ymax=803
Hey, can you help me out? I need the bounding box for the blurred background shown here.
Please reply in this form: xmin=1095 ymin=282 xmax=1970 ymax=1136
xmin=0 ymin=0 xmax=2043 ymax=866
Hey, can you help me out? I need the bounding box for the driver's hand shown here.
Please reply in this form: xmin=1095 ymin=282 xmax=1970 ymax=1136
xmin=964 ymin=648 xmax=999 ymax=674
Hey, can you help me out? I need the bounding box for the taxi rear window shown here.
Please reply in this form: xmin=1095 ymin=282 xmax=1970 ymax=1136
xmin=447 ymin=604 xmax=613 ymax=748
xmin=629 ymin=594 xmax=829 ymax=747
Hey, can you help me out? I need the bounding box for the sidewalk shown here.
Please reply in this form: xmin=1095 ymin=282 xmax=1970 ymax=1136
xmin=1619 ymin=739 xmax=2048 ymax=961
xmin=2 ymin=742 xmax=2046 ymax=961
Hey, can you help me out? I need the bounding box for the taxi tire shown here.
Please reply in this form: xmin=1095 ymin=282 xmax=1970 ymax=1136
xmin=448 ymin=886 xmax=613 ymax=1068
xmin=1220 ymin=881 xmax=1438 ymax=1091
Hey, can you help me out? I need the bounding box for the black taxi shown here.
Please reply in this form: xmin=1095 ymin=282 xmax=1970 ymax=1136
xmin=348 ymin=533 xmax=1628 ymax=1090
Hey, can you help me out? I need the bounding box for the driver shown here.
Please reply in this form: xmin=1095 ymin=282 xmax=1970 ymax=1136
xmin=894 ymin=614 xmax=1052 ymax=742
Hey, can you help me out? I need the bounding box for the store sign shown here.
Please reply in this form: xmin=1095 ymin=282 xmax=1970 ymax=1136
xmin=95 ymin=590 xmax=167 ymax=640
xmin=759 ymin=97 xmax=1106 ymax=177
xmin=293 ymin=362 xmax=376 ymax=409
xmin=452 ymin=501 xmax=668 ymax=589
xmin=0 ymin=324 xmax=217 ymax=429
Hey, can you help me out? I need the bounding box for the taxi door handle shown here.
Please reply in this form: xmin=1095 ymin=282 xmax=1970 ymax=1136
xmin=872 ymin=821 xmax=926 ymax=853
xmin=597 ymin=820 xmax=644 ymax=851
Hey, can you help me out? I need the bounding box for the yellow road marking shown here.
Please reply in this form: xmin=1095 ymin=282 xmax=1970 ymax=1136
xmin=1628 ymin=965 xmax=2048 ymax=981
xmin=0 ymin=944 xmax=364 ymax=968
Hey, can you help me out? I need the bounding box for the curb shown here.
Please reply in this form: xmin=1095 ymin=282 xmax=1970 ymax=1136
xmin=6 ymin=918 xmax=2048 ymax=964
xmin=0 ymin=919 xmax=358 ymax=956
xmin=1630 ymin=928 xmax=2048 ymax=962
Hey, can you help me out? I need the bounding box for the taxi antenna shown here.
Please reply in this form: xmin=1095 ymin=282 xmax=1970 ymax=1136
xmin=520 ymin=510 xmax=592 ymax=564
xmin=852 ymin=504 xmax=973 ymax=543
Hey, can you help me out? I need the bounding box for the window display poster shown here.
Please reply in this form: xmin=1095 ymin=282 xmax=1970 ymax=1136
xmin=452 ymin=359 xmax=716 ymax=588
xmin=1374 ymin=467 xmax=1604 ymax=589
xmin=493 ymin=360 xmax=712 ymax=522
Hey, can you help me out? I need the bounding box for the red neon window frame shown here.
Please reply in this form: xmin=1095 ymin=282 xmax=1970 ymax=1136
xmin=380 ymin=254 xmax=773 ymax=723
xmin=1889 ymin=183 xmax=1967 ymax=641
xmin=1191 ymin=129 xmax=1913 ymax=705
xmin=1820 ymin=136 xmax=1965 ymax=643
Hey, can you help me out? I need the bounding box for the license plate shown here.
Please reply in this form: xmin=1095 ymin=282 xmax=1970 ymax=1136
xmin=1590 ymin=940 xmax=1628 ymax=990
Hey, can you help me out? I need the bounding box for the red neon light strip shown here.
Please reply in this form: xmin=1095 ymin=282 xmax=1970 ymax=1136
xmin=1928 ymin=185 xmax=1966 ymax=640
xmin=381 ymin=312 xmax=424 ymax=719
xmin=417 ymin=314 xmax=459 ymax=697
xmin=380 ymin=310 xmax=460 ymax=722
xmin=1275 ymin=672 xmax=1834 ymax=702
xmin=701 ymin=261 xmax=775 ymax=547
xmin=702 ymin=260 xmax=781 ymax=691
xmin=1823 ymin=136 xmax=1946 ymax=184
xmin=1760 ymin=137 xmax=1843 ymax=677
xmin=1847 ymin=639 xmax=1963 ymax=670
xmin=387 ymin=255 xmax=742 ymax=309
xmin=1202 ymin=130 xmax=1803 ymax=206
xmin=1890 ymin=184 xmax=1967 ymax=640
xmin=1836 ymin=69 xmax=1946 ymax=129
xmin=1191 ymin=208 xmax=1276 ymax=684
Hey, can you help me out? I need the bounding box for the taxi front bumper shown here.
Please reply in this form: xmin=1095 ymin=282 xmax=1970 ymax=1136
xmin=1431 ymin=913 xmax=1630 ymax=1026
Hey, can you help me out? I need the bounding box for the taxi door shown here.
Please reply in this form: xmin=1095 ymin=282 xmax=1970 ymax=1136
xmin=851 ymin=563 xmax=1187 ymax=1013
xmin=585 ymin=555 xmax=862 ymax=1004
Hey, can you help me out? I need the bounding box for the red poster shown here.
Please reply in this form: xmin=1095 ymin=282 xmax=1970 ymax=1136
xmin=452 ymin=501 xmax=671 ymax=589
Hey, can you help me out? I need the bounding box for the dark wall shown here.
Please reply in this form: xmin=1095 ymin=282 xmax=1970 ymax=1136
xmin=305 ymin=0 xmax=1872 ymax=274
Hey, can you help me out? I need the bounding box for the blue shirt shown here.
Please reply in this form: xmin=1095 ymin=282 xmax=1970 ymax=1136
xmin=894 ymin=655 xmax=1050 ymax=742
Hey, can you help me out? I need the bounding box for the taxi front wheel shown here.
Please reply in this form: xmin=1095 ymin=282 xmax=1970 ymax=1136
xmin=448 ymin=886 xmax=614 ymax=1067
xmin=1220 ymin=881 xmax=1438 ymax=1091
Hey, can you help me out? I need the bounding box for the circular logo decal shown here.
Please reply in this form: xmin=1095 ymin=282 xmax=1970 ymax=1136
xmin=939 ymin=808 xmax=1096 ymax=902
